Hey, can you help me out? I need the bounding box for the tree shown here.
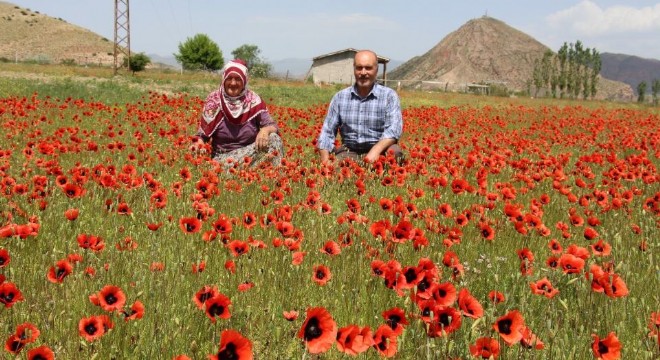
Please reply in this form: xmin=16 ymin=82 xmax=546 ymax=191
xmin=529 ymin=40 xmax=601 ymax=100
xmin=637 ymin=81 xmax=647 ymax=103
xmin=652 ymin=79 xmax=660 ymax=106
xmin=231 ymin=44 xmax=272 ymax=78
xmin=175 ymin=34 xmax=223 ymax=71
xmin=123 ymin=53 xmax=151 ymax=74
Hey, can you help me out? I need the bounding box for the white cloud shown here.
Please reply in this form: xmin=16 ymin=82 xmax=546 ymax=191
xmin=546 ymin=1 xmax=660 ymax=35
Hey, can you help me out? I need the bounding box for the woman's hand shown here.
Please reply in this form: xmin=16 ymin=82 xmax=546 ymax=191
xmin=189 ymin=138 xmax=208 ymax=154
xmin=255 ymin=129 xmax=270 ymax=151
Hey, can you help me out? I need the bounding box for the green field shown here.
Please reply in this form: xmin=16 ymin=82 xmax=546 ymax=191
xmin=0 ymin=65 xmax=658 ymax=359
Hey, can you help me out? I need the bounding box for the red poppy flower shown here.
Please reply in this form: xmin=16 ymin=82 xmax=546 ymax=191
xmin=590 ymin=239 xmax=612 ymax=256
xmin=312 ymin=264 xmax=332 ymax=286
xmin=228 ymin=240 xmax=249 ymax=257
xmin=179 ymin=217 xmax=202 ymax=234
xmin=77 ymin=233 xmax=105 ymax=252
xmin=559 ymin=253 xmax=585 ymax=274
xmin=548 ymin=238 xmax=563 ymax=254
xmin=591 ymin=332 xmax=621 ymax=360
xmin=27 ymin=345 xmax=55 ymax=360
xmin=530 ymin=277 xmax=559 ymax=298
xmin=601 ymin=274 xmax=629 ymax=298
xmin=291 ymin=251 xmax=307 ymax=265
xmin=319 ymin=240 xmax=341 ymax=256
xmin=14 ymin=322 xmax=40 ymax=344
xmin=479 ymin=222 xmax=495 ymax=240
xmin=297 ymin=307 xmax=337 ymax=354
xmin=382 ymin=307 xmax=408 ymax=336
xmin=117 ymin=202 xmax=132 ymax=215
xmin=336 ymin=325 xmax=374 ymax=356
xmin=64 ymin=208 xmax=79 ymax=221
xmin=431 ymin=281 xmax=457 ymax=307
xmin=469 ymin=337 xmax=500 ymax=359
xmin=442 ymin=250 xmax=460 ymax=267
xmin=97 ymin=285 xmax=127 ymax=312
xmin=204 ymin=293 xmax=232 ymax=322
xmin=123 ymin=300 xmax=145 ymax=321
xmin=47 ymin=259 xmax=74 ymax=283
xmin=149 ymin=190 xmax=168 ymax=209
xmin=0 ymin=248 xmax=9 ymax=268
xmin=5 ymin=334 xmax=27 ymax=355
xmin=241 ymin=212 xmax=257 ymax=229
xmin=62 ymin=183 xmax=85 ymax=198
xmin=427 ymin=305 xmax=462 ymax=337
xmin=369 ymin=219 xmax=391 ymax=239
xmin=493 ymin=310 xmax=525 ymax=345
xmin=283 ymin=310 xmax=299 ymax=321
xmin=584 ymin=226 xmax=599 ymax=240
xmin=0 ymin=282 xmax=24 ymax=308
xmin=208 ymin=329 xmax=253 ymax=360
xmin=193 ymin=285 xmax=218 ymax=309
xmin=372 ymin=324 xmax=398 ymax=357
xmin=146 ymin=222 xmax=162 ymax=231
xmin=458 ymin=288 xmax=484 ymax=319
xmin=521 ymin=326 xmax=545 ymax=350
xmin=275 ymin=221 xmax=294 ymax=237
xmin=379 ymin=198 xmax=394 ymax=211
xmin=78 ymin=316 xmax=105 ymax=342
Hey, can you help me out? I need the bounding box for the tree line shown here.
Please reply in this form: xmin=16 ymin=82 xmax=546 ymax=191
xmin=636 ymin=80 xmax=660 ymax=105
xmin=125 ymin=33 xmax=272 ymax=78
xmin=531 ymin=40 xmax=601 ymax=100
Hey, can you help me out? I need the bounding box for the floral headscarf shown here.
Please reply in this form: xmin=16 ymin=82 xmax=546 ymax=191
xmin=198 ymin=59 xmax=266 ymax=137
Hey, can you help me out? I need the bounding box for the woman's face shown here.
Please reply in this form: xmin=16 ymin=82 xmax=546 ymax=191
xmin=224 ymin=74 xmax=244 ymax=97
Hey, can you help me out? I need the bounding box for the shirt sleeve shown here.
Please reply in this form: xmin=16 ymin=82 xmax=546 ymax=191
xmin=316 ymin=95 xmax=340 ymax=151
xmin=381 ymin=90 xmax=403 ymax=140
xmin=258 ymin=110 xmax=278 ymax=132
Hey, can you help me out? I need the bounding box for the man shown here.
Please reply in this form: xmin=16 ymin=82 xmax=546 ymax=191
xmin=317 ymin=50 xmax=403 ymax=164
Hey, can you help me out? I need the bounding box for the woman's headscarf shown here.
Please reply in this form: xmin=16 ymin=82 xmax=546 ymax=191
xmin=198 ymin=59 xmax=267 ymax=137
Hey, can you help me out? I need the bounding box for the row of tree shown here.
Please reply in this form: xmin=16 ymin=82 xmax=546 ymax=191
xmin=124 ymin=33 xmax=272 ymax=77
xmin=531 ymin=40 xmax=601 ymax=100
xmin=636 ymin=79 xmax=660 ymax=105
xmin=173 ymin=34 xmax=272 ymax=77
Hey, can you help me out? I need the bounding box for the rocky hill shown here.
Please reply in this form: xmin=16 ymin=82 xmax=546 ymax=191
xmin=0 ymin=1 xmax=115 ymax=66
xmin=389 ymin=16 xmax=633 ymax=101
xmin=600 ymin=53 xmax=660 ymax=94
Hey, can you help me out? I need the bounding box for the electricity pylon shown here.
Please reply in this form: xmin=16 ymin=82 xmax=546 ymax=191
xmin=113 ymin=0 xmax=130 ymax=74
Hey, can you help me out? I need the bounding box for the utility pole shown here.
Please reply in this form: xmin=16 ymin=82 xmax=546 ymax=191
xmin=113 ymin=0 xmax=130 ymax=75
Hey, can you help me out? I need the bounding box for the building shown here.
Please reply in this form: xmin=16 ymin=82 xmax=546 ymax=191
xmin=306 ymin=48 xmax=390 ymax=85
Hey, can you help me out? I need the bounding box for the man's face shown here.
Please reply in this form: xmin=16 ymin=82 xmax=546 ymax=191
xmin=354 ymin=52 xmax=378 ymax=91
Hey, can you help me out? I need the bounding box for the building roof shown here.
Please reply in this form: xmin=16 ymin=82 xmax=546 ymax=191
xmin=312 ymin=48 xmax=390 ymax=63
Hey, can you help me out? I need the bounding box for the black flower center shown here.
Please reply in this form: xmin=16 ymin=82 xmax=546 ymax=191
xmin=217 ymin=342 xmax=237 ymax=360
xmin=498 ymin=319 xmax=512 ymax=334
xmin=304 ymin=317 xmax=322 ymax=341
xmin=105 ymin=294 xmax=117 ymax=305
xmin=85 ymin=323 xmax=98 ymax=335
xmin=209 ymin=304 xmax=225 ymax=317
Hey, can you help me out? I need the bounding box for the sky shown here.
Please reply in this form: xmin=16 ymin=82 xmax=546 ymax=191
xmin=8 ymin=0 xmax=660 ymax=62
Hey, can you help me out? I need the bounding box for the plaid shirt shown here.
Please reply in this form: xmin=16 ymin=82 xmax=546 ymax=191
xmin=317 ymin=83 xmax=403 ymax=152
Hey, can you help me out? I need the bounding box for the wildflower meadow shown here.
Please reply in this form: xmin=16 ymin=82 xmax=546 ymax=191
xmin=0 ymin=70 xmax=659 ymax=359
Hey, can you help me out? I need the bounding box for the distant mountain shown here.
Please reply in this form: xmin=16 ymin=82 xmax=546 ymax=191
xmin=389 ymin=16 xmax=633 ymax=101
xmin=600 ymin=53 xmax=660 ymax=94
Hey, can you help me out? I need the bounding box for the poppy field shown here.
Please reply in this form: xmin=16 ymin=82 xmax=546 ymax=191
xmin=0 ymin=77 xmax=659 ymax=359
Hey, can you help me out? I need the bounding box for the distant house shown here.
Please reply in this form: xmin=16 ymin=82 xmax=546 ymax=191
xmin=307 ymin=48 xmax=390 ymax=85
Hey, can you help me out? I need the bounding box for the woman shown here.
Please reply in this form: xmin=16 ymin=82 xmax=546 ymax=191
xmin=191 ymin=59 xmax=283 ymax=170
